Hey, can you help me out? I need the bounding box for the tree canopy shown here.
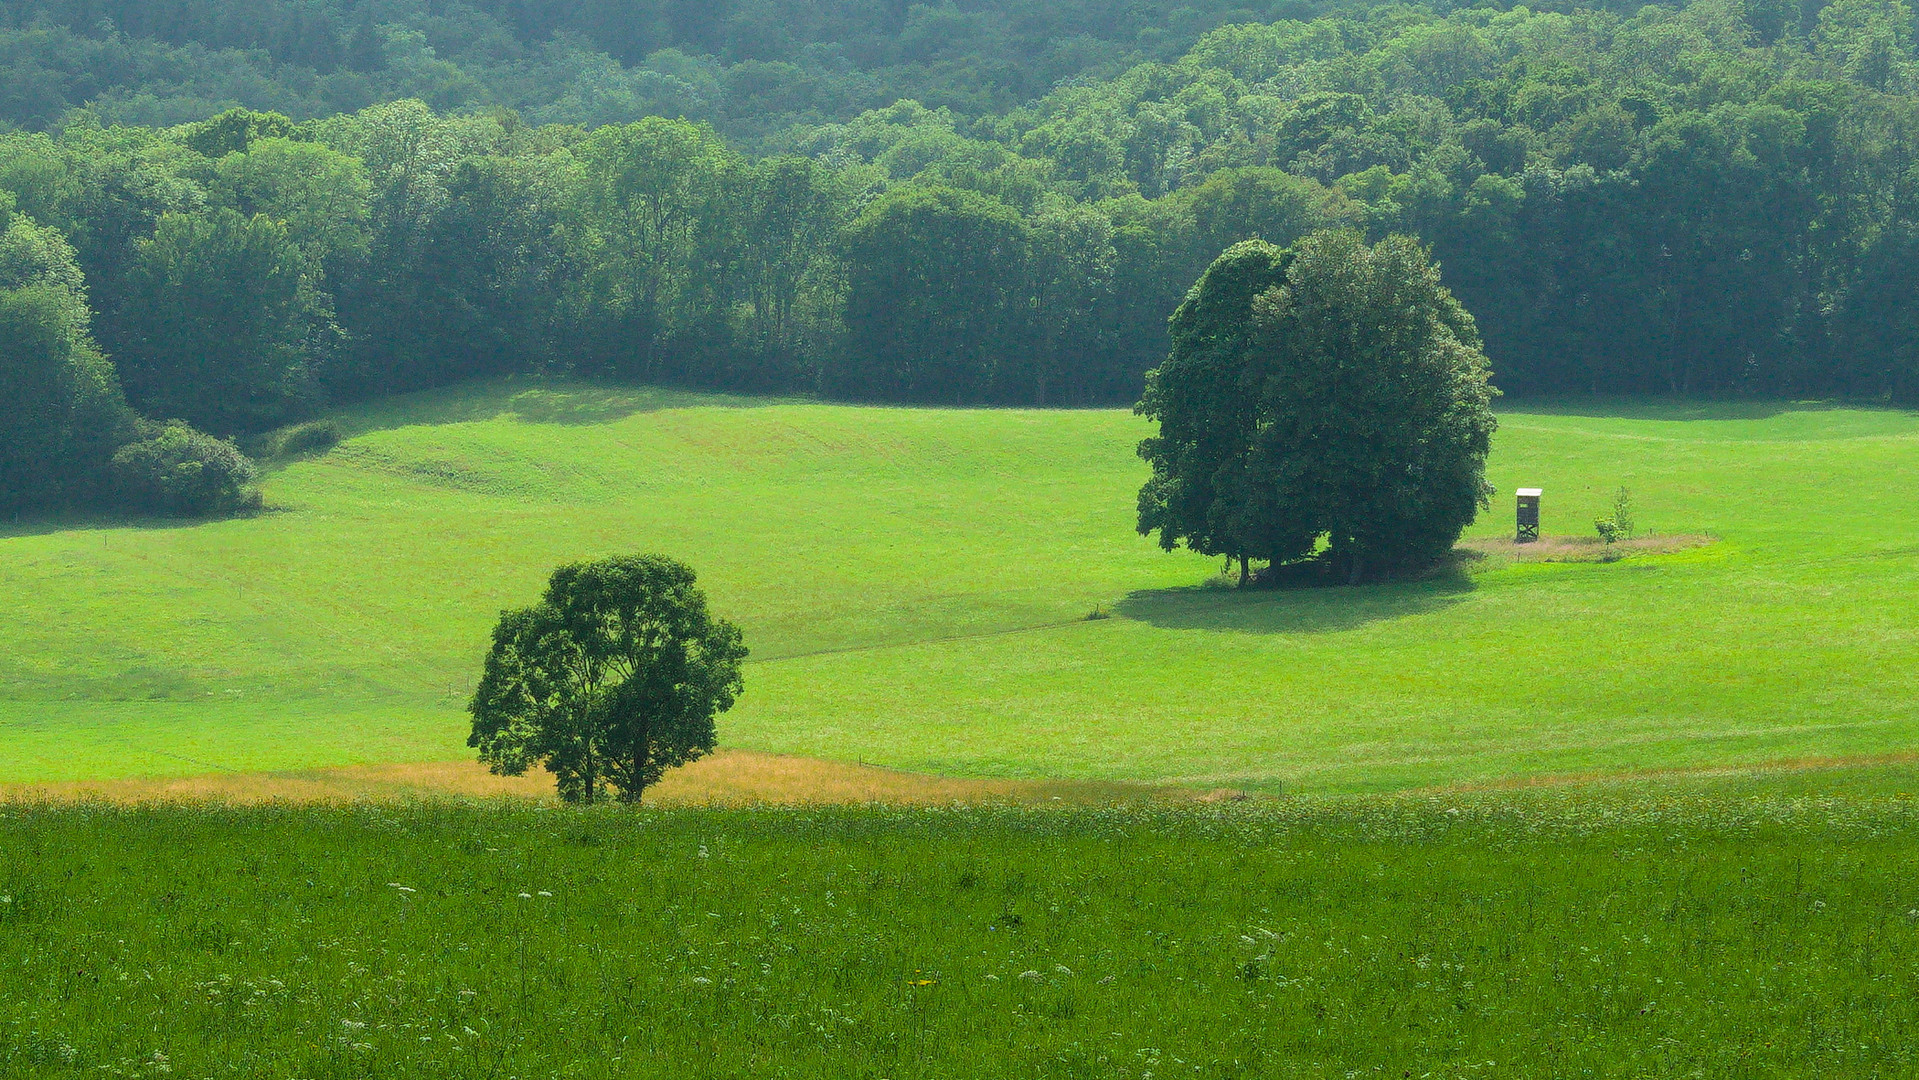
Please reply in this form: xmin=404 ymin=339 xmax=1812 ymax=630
xmin=0 ymin=211 xmax=135 ymax=513
xmin=1136 ymin=239 xmax=1296 ymax=579
xmin=1139 ymin=230 xmax=1497 ymax=583
xmin=468 ymin=555 xmax=747 ymax=805
xmin=840 ymin=185 xmax=1031 ymax=402
xmin=0 ymin=0 xmax=1338 ymax=133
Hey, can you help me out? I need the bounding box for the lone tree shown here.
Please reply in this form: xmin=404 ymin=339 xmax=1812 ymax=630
xmin=1138 ymin=230 xmax=1497 ymax=585
xmin=468 ymin=555 xmax=747 ymax=804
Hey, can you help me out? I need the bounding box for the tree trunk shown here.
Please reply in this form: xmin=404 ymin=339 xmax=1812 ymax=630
xmin=1347 ymin=552 xmax=1365 ymax=586
xmin=1238 ymin=554 xmax=1251 ymax=588
xmin=622 ymin=741 xmax=650 ymax=805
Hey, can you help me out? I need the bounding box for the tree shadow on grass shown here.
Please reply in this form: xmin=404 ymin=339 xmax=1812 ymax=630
xmin=4 ymin=379 xmax=798 ymax=538
xmin=330 ymin=376 xmax=794 ymax=439
xmin=1498 ymin=393 xmax=1904 ymax=423
xmin=0 ymin=505 xmax=274 ymax=540
xmin=1115 ymin=564 xmax=1477 ymax=635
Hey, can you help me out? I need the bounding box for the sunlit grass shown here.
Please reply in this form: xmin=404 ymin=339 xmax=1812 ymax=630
xmin=3 ymin=379 xmax=1919 ymax=791
xmin=4 ymin=767 xmax=1919 ymax=1077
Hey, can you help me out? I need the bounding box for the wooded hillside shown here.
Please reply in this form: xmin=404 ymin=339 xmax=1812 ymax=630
xmin=10 ymin=0 xmax=1919 ymax=513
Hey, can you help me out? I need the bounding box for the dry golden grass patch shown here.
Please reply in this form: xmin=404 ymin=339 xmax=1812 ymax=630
xmin=1435 ymin=751 xmax=1919 ymax=793
xmin=1462 ymin=533 xmax=1715 ymax=564
xmin=0 ymin=749 xmax=1213 ymax=806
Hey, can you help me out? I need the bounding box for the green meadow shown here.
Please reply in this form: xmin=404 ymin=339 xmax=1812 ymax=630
xmin=6 ymin=772 xmax=1919 ymax=1079
xmin=4 ymin=380 xmax=1919 ymax=792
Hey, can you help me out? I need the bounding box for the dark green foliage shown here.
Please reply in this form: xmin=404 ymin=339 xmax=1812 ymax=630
xmin=1139 ymin=231 xmax=1496 ymax=583
xmin=1173 ymin=169 xmax=1353 ymax=285
xmin=0 ymin=199 xmax=264 ymax=521
xmin=469 ymin=554 xmax=747 ymax=804
xmin=569 ymin=118 xmax=735 ymax=382
xmin=112 ymin=208 xmax=335 ymax=433
xmin=724 ymin=154 xmax=857 ymax=387
xmin=0 ymin=1 xmax=1319 ymax=133
xmin=107 ymin=419 xmax=262 ymax=517
xmin=0 ymin=214 xmax=136 ymax=513
xmin=408 ymin=155 xmax=571 ymax=384
xmin=1137 ymin=239 xmax=1295 ymax=572
xmin=840 ymin=185 xmax=1031 ymax=401
xmin=1245 ymin=230 xmax=1497 ymax=579
xmin=205 ymin=135 xmax=371 ymax=272
xmin=179 ymin=108 xmax=300 ymax=158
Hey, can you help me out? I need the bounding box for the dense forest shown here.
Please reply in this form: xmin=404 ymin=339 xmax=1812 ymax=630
xmin=0 ymin=0 xmax=1351 ymax=135
xmin=11 ymin=0 xmax=1919 ymax=515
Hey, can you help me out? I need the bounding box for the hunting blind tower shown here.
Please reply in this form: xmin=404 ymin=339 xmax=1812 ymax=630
xmin=1516 ymin=488 xmax=1541 ymax=542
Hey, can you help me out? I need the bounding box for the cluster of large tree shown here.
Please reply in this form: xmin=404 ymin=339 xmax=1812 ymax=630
xmin=1138 ymin=231 xmax=1497 ymax=584
xmin=0 ymin=191 xmax=258 ymax=516
xmin=16 ymin=1 xmax=1919 ymax=513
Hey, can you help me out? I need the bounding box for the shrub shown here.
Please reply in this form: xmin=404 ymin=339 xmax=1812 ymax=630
xmin=109 ymin=421 xmax=263 ymax=517
xmin=275 ymin=419 xmax=341 ymax=457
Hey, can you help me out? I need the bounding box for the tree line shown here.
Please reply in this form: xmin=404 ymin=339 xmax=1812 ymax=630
xmin=14 ymin=0 xmax=1919 ymax=515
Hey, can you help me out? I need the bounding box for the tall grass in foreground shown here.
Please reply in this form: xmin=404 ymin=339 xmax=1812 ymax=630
xmin=3 ymin=790 xmax=1917 ymax=1078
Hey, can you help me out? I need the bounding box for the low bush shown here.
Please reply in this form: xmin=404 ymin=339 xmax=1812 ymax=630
xmin=108 ymin=420 xmax=263 ymax=517
xmin=274 ymin=419 xmax=341 ymax=457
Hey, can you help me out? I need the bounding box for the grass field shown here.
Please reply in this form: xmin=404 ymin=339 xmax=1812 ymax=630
xmin=5 ymin=766 xmax=1919 ymax=1078
xmin=4 ymin=380 xmax=1919 ymax=792
xmin=9 ymin=382 xmax=1919 ymax=1077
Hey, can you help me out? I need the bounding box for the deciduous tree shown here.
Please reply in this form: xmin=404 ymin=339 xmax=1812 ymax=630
xmin=1137 ymin=230 xmax=1497 ymax=585
xmin=1136 ymin=238 xmax=1294 ymax=584
xmin=0 ymin=212 xmax=137 ymax=512
xmin=113 ymin=208 xmax=336 ymax=432
xmin=838 ymin=184 xmax=1031 ymax=402
xmin=468 ymin=555 xmax=747 ymax=805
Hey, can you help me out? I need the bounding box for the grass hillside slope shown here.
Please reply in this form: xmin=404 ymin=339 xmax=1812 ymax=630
xmin=3 ymin=381 xmax=1917 ymax=793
